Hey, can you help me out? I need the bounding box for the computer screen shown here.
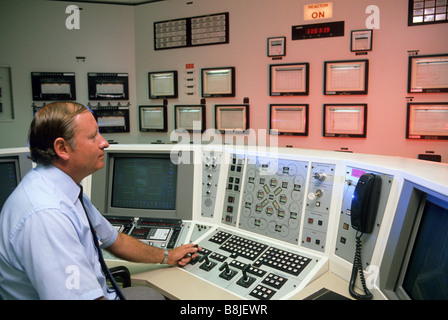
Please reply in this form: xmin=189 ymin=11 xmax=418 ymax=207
xmin=401 ymin=194 xmax=448 ymax=299
xmin=111 ymin=155 xmax=177 ymax=210
xmin=0 ymin=160 xmax=18 ymax=210
xmin=380 ymin=180 xmax=448 ymax=300
xmin=90 ymin=148 xmax=194 ymax=221
xmin=0 ymin=149 xmax=33 ymax=211
xmin=87 ymin=72 xmax=129 ymax=100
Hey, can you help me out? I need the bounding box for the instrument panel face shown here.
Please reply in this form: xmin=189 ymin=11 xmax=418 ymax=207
xmin=183 ymin=228 xmax=320 ymax=300
xmin=102 ymin=147 xmax=397 ymax=300
xmin=239 ymin=156 xmax=309 ymax=245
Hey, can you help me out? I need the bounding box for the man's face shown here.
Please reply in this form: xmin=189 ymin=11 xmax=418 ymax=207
xmin=68 ymin=111 xmax=109 ymax=179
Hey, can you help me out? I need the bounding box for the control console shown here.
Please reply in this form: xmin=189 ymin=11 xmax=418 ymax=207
xmin=105 ymin=216 xmax=184 ymax=249
xmin=183 ymin=228 xmax=322 ymax=300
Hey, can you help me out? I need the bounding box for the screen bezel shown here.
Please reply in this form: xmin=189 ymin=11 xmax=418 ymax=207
xmin=174 ymin=104 xmax=206 ymax=133
xmin=379 ymin=180 xmax=448 ymax=300
xmin=269 ymin=63 xmax=309 ymax=96
xmin=214 ymin=104 xmax=249 ymax=133
xmin=139 ymin=105 xmax=168 ymax=132
xmin=0 ymin=149 xmax=33 ymax=211
xmin=269 ymin=104 xmax=308 ymax=136
xmin=0 ymin=158 xmax=20 ymax=210
xmin=87 ymin=72 xmax=129 ymax=101
xmin=148 ymin=71 xmax=178 ymax=99
xmin=323 ymin=104 xmax=367 ymax=138
xmin=407 ymin=53 xmax=448 ymax=93
xmin=110 ymin=153 xmax=178 ymax=212
xmin=91 ymin=149 xmax=194 ymax=221
xmin=323 ymin=59 xmax=368 ymax=95
xmin=201 ymin=67 xmax=235 ymax=97
xmin=107 ymin=153 xmax=177 ymax=218
xmin=31 ymin=72 xmax=76 ymax=101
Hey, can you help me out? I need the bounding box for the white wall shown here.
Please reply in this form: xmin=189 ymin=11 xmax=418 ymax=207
xmin=0 ymin=0 xmax=136 ymax=147
xmin=0 ymin=0 xmax=447 ymax=162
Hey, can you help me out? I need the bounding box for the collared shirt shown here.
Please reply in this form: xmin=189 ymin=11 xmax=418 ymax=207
xmin=0 ymin=164 xmax=118 ymax=300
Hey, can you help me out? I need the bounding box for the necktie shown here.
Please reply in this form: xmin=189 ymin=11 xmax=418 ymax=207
xmin=78 ymin=186 xmax=126 ymax=300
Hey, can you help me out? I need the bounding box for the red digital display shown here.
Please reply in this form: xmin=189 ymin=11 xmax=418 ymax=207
xmin=292 ymin=21 xmax=344 ymax=40
xmin=306 ymin=27 xmax=331 ymax=35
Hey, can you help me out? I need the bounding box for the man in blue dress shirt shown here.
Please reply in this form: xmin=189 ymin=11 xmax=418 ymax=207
xmin=0 ymin=102 xmax=199 ymax=300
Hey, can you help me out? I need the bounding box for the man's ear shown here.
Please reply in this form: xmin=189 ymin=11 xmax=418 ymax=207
xmin=53 ymin=137 xmax=70 ymax=161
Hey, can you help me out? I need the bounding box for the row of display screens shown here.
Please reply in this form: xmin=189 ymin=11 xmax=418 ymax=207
xmin=30 ymin=53 xmax=448 ymax=103
xmin=136 ymin=102 xmax=448 ymax=140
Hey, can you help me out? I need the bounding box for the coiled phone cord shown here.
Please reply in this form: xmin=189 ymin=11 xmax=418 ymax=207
xmin=349 ymin=231 xmax=373 ymax=300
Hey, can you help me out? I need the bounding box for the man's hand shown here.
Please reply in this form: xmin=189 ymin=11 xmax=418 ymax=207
xmin=167 ymin=243 xmax=202 ymax=266
xmin=106 ymin=232 xmax=202 ymax=266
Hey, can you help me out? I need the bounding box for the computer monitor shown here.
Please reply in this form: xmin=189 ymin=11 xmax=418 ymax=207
xmin=0 ymin=148 xmax=33 ymax=211
xmin=380 ymin=180 xmax=448 ymax=299
xmin=90 ymin=149 xmax=194 ymax=221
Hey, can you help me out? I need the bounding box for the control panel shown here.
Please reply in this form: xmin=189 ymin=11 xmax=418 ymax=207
xmin=334 ymin=167 xmax=392 ymax=267
xmin=239 ymin=155 xmax=308 ymax=245
xmin=221 ymin=153 xmax=246 ymax=227
xmin=201 ymin=150 xmax=222 ymax=219
xmin=105 ymin=216 xmax=184 ymax=249
xmin=301 ymin=163 xmax=336 ymax=252
xmin=131 ymin=218 xmax=183 ymax=248
xmin=106 ymin=216 xmax=135 ymax=234
xmin=183 ymin=228 xmax=321 ymax=300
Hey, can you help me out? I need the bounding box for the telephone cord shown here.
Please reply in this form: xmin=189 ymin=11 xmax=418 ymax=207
xmin=349 ymin=232 xmax=373 ymax=300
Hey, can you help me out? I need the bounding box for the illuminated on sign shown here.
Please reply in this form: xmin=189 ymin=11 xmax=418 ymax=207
xmin=304 ymin=2 xmax=333 ymax=21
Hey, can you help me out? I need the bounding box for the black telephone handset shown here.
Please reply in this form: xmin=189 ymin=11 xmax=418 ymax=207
xmin=349 ymin=173 xmax=382 ymax=300
xmin=351 ymin=173 xmax=382 ymax=233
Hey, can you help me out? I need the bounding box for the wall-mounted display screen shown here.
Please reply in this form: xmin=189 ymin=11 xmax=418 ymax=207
xmin=408 ymin=53 xmax=448 ymax=93
xmin=215 ymin=104 xmax=249 ymax=132
xmin=175 ymin=105 xmax=205 ymax=132
xmin=269 ymin=63 xmax=309 ymax=96
xmin=201 ymin=67 xmax=235 ymax=97
xmin=92 ymin=106 xmax=130 ymax=133
xmin=148 ymin=71 xmax=178 ymax=99
xmin=350 ymin=29 xmax=373 ymax=52
xmin=267 ymin=37 xmax=286 ymax=57
xmin=31 ymin=72 xmax=76 ymax=101
xmin=139 ymin=105 xmax=167 ymax=132
xmin=88 ymin=73 xmax=129 ymax=100
xmin=323 ymin=60 xmax=368 ymax=95
xmin=323 ymin=104 xmax=367 ymax=137
xmin=406 ymin=102 xmax=448 ymax=139
xmin=269 ymin=104 xmax=308 ymax=136
xmin=154 ymin=12 xmax=229 ymax=50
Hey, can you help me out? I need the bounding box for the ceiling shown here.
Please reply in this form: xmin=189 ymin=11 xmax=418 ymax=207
xmin=50 ymin=0 xmax=164 ymax=6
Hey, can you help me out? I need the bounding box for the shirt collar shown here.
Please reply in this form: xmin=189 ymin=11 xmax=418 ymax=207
xmin=35 ymin=164 xmax=81 ymax=204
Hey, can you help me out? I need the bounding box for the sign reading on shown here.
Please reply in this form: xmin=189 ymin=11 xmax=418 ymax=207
xmin=304 ymin=2 xmax=333 ymax=21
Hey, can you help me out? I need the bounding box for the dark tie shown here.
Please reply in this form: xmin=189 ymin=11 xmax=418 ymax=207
xmin=78 ymin=186 xmax=126 ymax=300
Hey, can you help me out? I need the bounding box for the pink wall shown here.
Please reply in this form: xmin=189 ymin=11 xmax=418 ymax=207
xmin=134 ymin=0 xmax=447 ymax=161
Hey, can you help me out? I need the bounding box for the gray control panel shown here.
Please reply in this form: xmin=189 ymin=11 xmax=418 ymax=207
xmin=221 ymin=153 xmax=246 ymax=227
xmin=239 ymin=155 xmax=308 ymax=245
xmin=301 ymin=163 xmax=336 ymax=252
xmin=201 ymin=150 xmax=222 ymax=218
xmin=184 ymin=228 xmax=320 ymax=300
xmin=334 ymin=166 xmax=392 ymax=268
